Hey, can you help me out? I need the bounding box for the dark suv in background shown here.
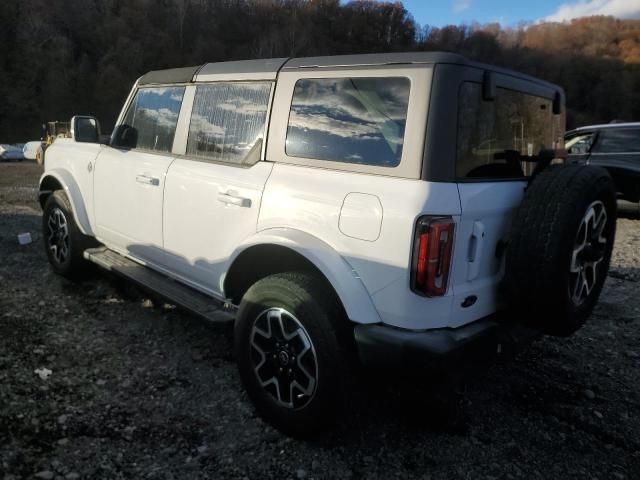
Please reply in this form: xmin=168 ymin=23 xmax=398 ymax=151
xmin=566 ymin=123 xmax=640 ymax=206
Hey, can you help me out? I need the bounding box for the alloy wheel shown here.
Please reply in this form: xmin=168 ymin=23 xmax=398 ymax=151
xmin=47 ymin=207 xmax=70 ymax=265
xmin=249 ymin=308 xmax=318 ymax=409
xmin=569 ymin=200 xmax=608 ymax=305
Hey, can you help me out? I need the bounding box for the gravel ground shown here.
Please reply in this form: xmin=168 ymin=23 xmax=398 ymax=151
xmin=1 ymin=161 xmax=639 ymax=479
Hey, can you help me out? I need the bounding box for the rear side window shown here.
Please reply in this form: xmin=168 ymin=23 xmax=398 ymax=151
xmin=456 ymin=82 xmax=564 ymax=179
xmin=592 ymin=128 xmax=640 ymax=153
xmin=118 ymin=86 xmax=185 ymax=152
xmin=187 ymin=83 xmax=272 ymax=165
xmin=286 ymin=77 xmax=410 ymax=167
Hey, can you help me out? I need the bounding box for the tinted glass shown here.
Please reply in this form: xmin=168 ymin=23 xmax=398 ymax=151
xmin=286 ymin=77 xmax=410 ymax=167
xmin=565 ymin=133 xmax=594 ymax=155
xmin=592 ymin=128 xmax=640 ymax=153
xmin=457 ymin=83 xmax=564 ymax=179
xmin=117 ymin=86 xmax=185 ymax=152
xmin=187 ymin=83 xmax=271 ymax=165
xmin=75 ymin=118 xmax=99 ymax=143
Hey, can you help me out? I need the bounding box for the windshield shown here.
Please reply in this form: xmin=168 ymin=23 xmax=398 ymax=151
xmin=565 ymin=133 xmax=594 ymax=154
xmin=456 ymin=83 xmax=565 ymax=179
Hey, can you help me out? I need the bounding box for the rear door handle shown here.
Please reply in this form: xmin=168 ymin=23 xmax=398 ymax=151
xmin=467 ymin=221 xmax=485 ymax=281
xmin=217 ymin=191 xmax=251 ymax=208
xmin=136 ymin=174 xmax=160 ymax=186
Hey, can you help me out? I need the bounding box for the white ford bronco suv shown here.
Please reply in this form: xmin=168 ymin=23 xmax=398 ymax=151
xmin=39 ymin=53 xmax=617 ymax=436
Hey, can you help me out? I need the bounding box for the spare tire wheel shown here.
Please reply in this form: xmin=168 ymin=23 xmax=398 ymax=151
xmin=505 ymin=164 xmax=617 ymax=336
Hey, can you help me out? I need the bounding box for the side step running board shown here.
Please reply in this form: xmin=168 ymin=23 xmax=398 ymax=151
xmin=84 ymin=247 xmax=234 ymax=324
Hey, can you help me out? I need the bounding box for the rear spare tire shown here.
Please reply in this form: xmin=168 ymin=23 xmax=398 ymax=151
xmin=505 ymin=165 xmax=617 ymax=336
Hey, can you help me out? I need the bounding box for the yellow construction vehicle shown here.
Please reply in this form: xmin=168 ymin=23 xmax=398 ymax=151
xmin=36 ymin=121 xmax=70 ymax=165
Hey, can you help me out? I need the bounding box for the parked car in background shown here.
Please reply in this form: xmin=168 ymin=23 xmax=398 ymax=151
xmin=23 ymin=141 xmax=42 ymax=161
xmin=566 ymin=122 xmax=640 ymax=203
xmin=0 ymin=144 xmax=24 ymax=162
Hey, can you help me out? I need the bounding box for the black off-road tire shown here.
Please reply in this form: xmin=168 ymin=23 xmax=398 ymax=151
xmin=42 ymin=190 xmax=96 ymax=279
xmin=505 ymin=164 xmax=617 ymax=336
xmin=234 ymin=272 xmax=352 ymax=438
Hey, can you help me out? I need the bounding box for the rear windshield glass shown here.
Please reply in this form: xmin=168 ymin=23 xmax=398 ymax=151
xmin=286 ymin=77 xmax=410 ymax=167
xmin=456 ymin=82 xmax=564 ymax=179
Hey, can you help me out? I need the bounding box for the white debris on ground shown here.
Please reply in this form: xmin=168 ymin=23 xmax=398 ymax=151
xmin=33 ymin=367 xmax=52 ymax=380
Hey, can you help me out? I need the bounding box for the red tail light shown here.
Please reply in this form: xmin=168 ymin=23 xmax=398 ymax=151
xmin=412 ymin=216 xmax=455 ymax=297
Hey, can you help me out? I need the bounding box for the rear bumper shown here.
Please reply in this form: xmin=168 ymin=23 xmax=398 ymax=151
xmin=354 ymin=316 xmax=536 ymax=369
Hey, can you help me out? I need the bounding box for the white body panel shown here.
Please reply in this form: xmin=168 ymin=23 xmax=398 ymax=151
xmin=258 ymin=163 xmax=462 ymax=329
xmin=449 ymin=182 xmax=527 ymax=328
xmin=93 ymin=147 xmax=175 ymax=266
xmin=39 ymin=139 xmax=103 ymax=235
xmin=162 ymin=159 xmax=273 ymax=294
xmin=228 ymin=228 xmax=382 ymax=325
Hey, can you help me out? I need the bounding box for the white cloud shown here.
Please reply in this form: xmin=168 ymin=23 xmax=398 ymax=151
xmin=140 ymin=107 xmax=179 ymax=129
xmin=453 ymin=0 xmax=472 ymax=13
xmin=544 ymin=0 xmax=640 ymax=22
xmin=189 ymin=113 xmax=226 ymax=137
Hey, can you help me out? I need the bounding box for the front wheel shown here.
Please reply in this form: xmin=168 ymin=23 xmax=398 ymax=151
xmin=234 ymin=272 xmax=350 ymax=437
xmin=42 ymin=191 xmax=94 ymax=279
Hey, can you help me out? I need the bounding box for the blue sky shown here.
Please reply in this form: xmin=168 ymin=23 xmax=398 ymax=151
xmin=398 ymin=0 xmax=640 ymax=27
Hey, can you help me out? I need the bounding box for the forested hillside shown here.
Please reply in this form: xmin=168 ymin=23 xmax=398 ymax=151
xmin=1 ymin=0 xmax=639 ymax=141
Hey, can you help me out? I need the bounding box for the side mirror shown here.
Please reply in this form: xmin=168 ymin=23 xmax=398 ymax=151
xmin=71 ymin=116 xmax=101 ymax=143
xmin=553 ymin=91 xmax=563 ymax=115
xmin=111 ymin=124 xmax=138 ymax=149
xmin=482 ymin=71 xmax=496 ymax=101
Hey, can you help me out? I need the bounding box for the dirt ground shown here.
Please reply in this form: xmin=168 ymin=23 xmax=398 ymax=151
xmin=1 ymin=161 xmax=639 ymax=480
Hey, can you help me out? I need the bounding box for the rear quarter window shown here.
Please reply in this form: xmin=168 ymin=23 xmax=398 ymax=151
xmin=285 ymin=77 xmax=410 ymax=167
xmin=592 ymin=128 xmax=640 ymax=153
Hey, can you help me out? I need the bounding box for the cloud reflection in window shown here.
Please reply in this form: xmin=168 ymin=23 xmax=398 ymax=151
xmin=286 ymin=77 xmax=410 ymax=167
xmin=122 ymin=86 xmax=185 ymax=152
xmin=187 ymin=83 xmax=271 ymax=165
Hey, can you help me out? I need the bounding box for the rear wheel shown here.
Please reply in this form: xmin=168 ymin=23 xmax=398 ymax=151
xmin=234 ymin=272 xmax=350 ymax=437
xmin=506 ymin=165 xmax=617 ymax=336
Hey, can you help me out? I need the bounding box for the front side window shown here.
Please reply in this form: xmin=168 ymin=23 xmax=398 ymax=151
xmin=286 ymin=77 xmax=410 ymax=167
xmin=457 ymin=83 xmax=564 ymax=179
xmin=117 ymin=86 xmax=185 ymax=152
xmin=186 ymin=82 xmax=272 ymax=165
xmin=592 ymin=128 xmax=640 ymax=153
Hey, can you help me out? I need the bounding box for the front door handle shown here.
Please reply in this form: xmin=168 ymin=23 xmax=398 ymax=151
xmin=217 ymin=191 xmax=251 ymax=208
xmin=136 ymin=174 xmax=160 ymax=186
